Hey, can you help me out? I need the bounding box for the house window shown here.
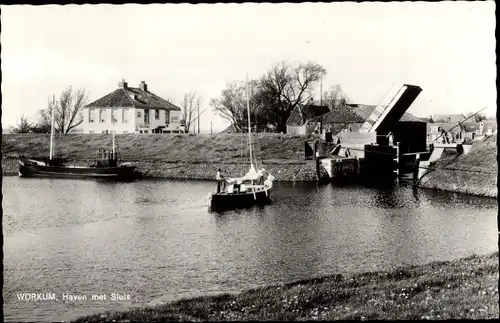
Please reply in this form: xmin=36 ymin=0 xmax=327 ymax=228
xmin=165 ymin=110 xmax=170 ymax=124
xmin=171 ymin=116 xmax=179 ymax=122
xmin=137 ymin=111 xmax=142 ymax=118
xmin=100 ymin=109 xmax=105 ymax=123
xmin=144 ymin=109 xmax=149 ymax=124
xmin=111 ymin=110 xmax=118 ymax=123
xmin=155 ymin=109 xmax=159 ymax=120
xmin=122 ymin=108 xmax=128 ymax=123
xmin=89 ymin=108 xmax=95 ymax=123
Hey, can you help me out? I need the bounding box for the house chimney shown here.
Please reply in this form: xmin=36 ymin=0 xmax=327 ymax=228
xmin=139 ymin=81 xmax=148 ymax=92
xmin=118 ymin=79 xmax=128 ymax=89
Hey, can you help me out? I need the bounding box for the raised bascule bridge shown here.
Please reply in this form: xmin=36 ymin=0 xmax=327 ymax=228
xmin=319 ymin=83 xmax=428 ymax=182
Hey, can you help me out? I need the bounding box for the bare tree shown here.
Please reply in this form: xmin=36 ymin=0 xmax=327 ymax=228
xmin=210 ymin=81 xmax=249 ymax=132
xmin=12 ymin=115 xmax=33 ymax=133
xmin=33 ymin=86 xmax=88 ymax=134
xmin=323 ymin=84 xmax=350 ymax=109
xmin=57 ymin=87 xmax=88 ymax=133
xmin=181 ymin=91 xmax=202 ymax=133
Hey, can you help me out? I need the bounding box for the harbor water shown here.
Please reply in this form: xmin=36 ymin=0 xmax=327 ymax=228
xmin=2 ymin=177 xmax=498 ymax=321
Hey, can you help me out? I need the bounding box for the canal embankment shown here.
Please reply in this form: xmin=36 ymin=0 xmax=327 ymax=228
xmin=1 ymin=133 xmax=334 ymax=181
xmin=3 ymin=133 xmax=497 ymax=196
xmin=418 ymin=135 xmax=497 ymax=198
xmin=75 ymin=252 xmax=499 ymax=321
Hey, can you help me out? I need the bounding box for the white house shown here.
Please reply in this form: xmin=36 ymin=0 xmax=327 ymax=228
xmin=82 ymin=80 xmax=182 ymax=134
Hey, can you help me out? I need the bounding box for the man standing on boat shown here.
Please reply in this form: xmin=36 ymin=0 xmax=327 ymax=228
xmin=257 ymin=168 xmax=265 ymax=185
xmin=216 ymin=169 xmax=224 ymax=193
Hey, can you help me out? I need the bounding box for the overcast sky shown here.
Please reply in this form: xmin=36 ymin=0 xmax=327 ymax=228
xmin=1 ymin=2 xmax=496 ymax=132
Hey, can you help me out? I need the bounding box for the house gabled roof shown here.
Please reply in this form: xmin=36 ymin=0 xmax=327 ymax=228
xmin=347 ymin=104 xmax=423 ymax=122
xmin=220 ymin=124 xmax=239 ymax=134
xmin=286 ymin=104 xmax=330 ymax=126
xmin=308 ymin=105 xmax=365 ymax=124
xmin=85 ymin=86 xmax=180 ymax=111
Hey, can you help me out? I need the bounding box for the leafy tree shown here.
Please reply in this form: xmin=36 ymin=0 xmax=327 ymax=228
xmin=212 ymin=61 xmax=327 ymax=133
xmin=474 ymin=113 xmax=487 ymax=122
xmin=258 ymin=61 xmax=326 ymax=133
xmin=465 ymin=112 xmax=488 ymax=123
xmin=322 ymin=84 xmax=349 ymax=109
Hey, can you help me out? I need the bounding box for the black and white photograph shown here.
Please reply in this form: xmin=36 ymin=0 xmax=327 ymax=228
xmin=1 ymin=2 xmax=498 ymax=321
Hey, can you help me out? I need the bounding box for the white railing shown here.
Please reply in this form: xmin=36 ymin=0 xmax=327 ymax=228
xmin=359 ymin=85 xmax=406 ymax=132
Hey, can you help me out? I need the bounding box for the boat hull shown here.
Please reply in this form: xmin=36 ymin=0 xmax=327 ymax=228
xmin=18 ymin=162 xmax=138 ymax=180
xmin=209 ymin=189 xmax=271 ymax=212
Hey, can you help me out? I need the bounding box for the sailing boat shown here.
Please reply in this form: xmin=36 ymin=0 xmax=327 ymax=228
xmin=18 ymin=95 xmax=137 ymax=180
xmin=209 ymin=76 xmax=275 ymax=212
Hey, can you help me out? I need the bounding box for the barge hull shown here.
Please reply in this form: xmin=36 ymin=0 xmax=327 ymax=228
xmin=19 ymin=164 xmax=137 ymax=179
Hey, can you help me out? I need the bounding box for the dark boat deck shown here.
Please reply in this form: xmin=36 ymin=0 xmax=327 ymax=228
xmin=210 ymin=189 xmax=271 ymax=212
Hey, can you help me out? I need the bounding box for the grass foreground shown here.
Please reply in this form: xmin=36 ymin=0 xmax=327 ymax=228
xmin=75 ymin=252 xmax=499 ymax=322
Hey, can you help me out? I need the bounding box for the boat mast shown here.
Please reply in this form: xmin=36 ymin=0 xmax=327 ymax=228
xmin=245 ymin=74 xmax=253 ymax=168
xmin=112 ymin=111 xmax=115 ymax=159
xmin=49 ymin=94 xmax=55 ymax=160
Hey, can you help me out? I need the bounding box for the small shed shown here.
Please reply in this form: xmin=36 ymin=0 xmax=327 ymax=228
xmin=286 ymin=104 xmax=330 ymax=135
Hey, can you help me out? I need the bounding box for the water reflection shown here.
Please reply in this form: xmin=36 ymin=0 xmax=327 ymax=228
xmin=2 ymin=177 xmax=497 ymax=322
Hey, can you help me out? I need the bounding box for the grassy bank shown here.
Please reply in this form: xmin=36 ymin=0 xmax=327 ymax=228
xmin=75 ymin=252 xmax=498 ymax=321
xmin=1 ymin=133 xmax=335 ymax=163
xmin=419 ymin=135 xmax=497 ymax=197
xmin=2 ymin=133 xmax=334 ymax=180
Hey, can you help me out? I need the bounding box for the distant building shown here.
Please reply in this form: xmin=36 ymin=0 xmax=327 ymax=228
xmin=286 ymin=104 xmax=330 ymax=135
xmin=427 ymin=122 xmax=462 ymax=144
xmin=427 ymin=120 xmax=497 ymax=144
xmin=220 ymin=124 xmax=240 ymax=134
xmin=287 ymin=103 xmax=422 ymax=136
xmin=348 ymin=104 xmax=422 ymax=123
xmin=306 ymin=104 xmax=366 ymax=134
xmin=461 ymin=120 xmax=497 ymax=137
xmin=82 ymin=80 xmax=182 ymax=134
xmin=431 ymin=113 xmax=466 ymax=123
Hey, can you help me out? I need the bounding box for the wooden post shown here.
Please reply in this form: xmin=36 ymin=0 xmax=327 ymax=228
xmin=316 ymin=157 xmax=320 ymax=180
xmin=355 ymin=155 xmax=360 ymax=178
xmin=413 ymin=153 xmax=420 ymax=184
xmin=393 ymin=142 xmax=400 ymax=176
